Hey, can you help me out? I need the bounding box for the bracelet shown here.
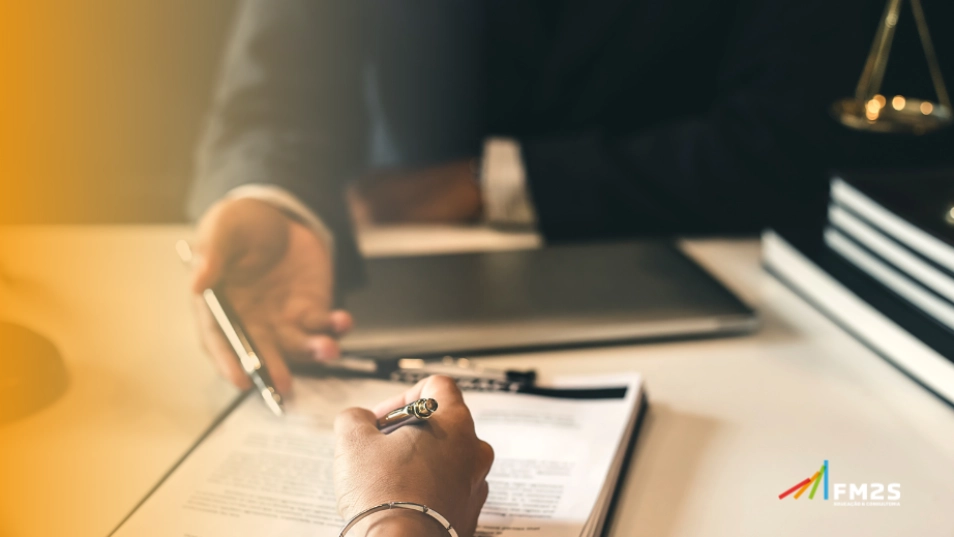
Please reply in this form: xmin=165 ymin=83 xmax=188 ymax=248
xmin=338 ymin=501 xmax=458 ymax=537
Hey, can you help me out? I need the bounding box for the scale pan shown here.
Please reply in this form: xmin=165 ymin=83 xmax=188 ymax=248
xmin=832 ymin=97 xmax=952 ymax=135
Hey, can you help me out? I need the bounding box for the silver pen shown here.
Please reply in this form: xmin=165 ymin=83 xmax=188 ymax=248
xmin=176 ymin=240 xmax=284 ymax=417
xmin=377 ymin=398 xmax=438 ymax=432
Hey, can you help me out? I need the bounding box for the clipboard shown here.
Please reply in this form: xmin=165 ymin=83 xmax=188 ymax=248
xmin=109 ymin=367 xmax=649 ymax=537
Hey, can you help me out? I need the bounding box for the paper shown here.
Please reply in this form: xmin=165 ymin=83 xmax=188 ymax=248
xmin=113 ymin=374 xmax=641 ymax=537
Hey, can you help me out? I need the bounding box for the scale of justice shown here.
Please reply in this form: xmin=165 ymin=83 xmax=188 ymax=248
xmin=832 ymin=0 xmax=952 ymax=134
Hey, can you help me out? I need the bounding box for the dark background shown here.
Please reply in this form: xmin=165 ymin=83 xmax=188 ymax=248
xmin=3 ymin=0 xmax=952 ymax=225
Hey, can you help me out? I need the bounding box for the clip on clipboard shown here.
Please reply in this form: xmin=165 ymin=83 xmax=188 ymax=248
xmin=292 ymin=356 xmax=629 ymax=399
xmin=291 ymin=355 xmax=536 ymax=391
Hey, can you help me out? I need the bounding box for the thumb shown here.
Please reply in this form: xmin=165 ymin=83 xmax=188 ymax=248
xmin=191 ymin=200 xmax=247 ymax=293
xmin=191 ymin=252 xmax=226 ymax=293
xmin=334 ymin=407 xmax=380 ymax=440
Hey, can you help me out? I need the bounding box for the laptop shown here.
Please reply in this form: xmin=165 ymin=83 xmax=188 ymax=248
xmin=341 ymin=240 xmax=757 ymax=356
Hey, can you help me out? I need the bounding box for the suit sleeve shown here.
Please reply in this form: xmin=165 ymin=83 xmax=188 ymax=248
xmin=521 ymin=0 xmax=866 ymax=241
xmin=188 ymin=0 xmax=368 ymax=293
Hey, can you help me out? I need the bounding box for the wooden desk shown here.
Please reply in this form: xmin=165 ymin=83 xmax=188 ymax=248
xmin=1 ymin=225 xmax=952 ymax=537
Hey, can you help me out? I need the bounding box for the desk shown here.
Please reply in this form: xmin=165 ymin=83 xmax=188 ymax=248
xmin=1 ymin=225 xmax=952 ymax=537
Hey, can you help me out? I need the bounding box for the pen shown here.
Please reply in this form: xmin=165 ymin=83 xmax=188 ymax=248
xmin=377 ymin=398 xmax=438 ymax=433
xmin=175 ymin=240 xmax=284 ymax=417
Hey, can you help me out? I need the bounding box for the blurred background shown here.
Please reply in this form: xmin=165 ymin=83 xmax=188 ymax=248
xmin=1 ymin=2 xmax=234 ymax=223
xmin=2 ymin=0 xmax=953 ymax=225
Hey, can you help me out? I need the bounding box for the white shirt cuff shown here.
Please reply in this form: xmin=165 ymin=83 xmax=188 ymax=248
xmin=225 ymin=184 xmax=335 ymax=257
xmin=480 ymin=137 xmax=537 ymax=227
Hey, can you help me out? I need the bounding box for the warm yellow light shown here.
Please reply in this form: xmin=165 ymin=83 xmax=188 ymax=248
xmin=865 ymin=109 xmax=879 ymax=121
xmin=873 ymin=94 xmax=887 ymax=107
xmin=891 ymin=95 xmax=906 ymax=110
xmin=920 ymin=101 xmax=934 ymax=115
xmin=866 ymin=99 xmax=882 ymax=114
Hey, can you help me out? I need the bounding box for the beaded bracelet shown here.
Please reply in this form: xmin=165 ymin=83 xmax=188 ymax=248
xmin=338 ymin=502 xmax=458 ymax=537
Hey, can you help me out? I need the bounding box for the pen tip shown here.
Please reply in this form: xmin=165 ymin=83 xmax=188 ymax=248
xmin=263 ymin=390 xmax=284 ymax=417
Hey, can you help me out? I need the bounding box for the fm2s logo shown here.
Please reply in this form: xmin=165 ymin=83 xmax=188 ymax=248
xmin=778 ymin=460 xmax=901 ymax=505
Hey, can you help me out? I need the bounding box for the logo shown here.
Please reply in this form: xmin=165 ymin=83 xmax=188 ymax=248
xmin=778 ymin=460 xmax=901 ymax=507
xmin=779 ymin=460 xmax=829 ymax=500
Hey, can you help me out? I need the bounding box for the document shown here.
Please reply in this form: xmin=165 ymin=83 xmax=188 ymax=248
xmin=113 ymin=374 xmax=643 ymax=537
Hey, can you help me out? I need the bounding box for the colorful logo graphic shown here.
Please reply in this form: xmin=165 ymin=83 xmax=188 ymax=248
xmin=778 ymin=460 xmax=829 ymax=500
xmin=779 ymin=460 xmax=901 ymax=506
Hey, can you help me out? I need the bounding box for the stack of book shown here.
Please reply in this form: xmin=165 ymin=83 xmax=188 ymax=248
xmin=763 ymin=168 xmax=954 ymax=406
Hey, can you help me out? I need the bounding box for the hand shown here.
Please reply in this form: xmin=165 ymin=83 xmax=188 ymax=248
xmin=349 ymin=159 xmax=482 ymax=226
xmin=191 ymin=197 xmax=353 ymax=394
xmin=334 ymin=376 xmax=494 ymax=537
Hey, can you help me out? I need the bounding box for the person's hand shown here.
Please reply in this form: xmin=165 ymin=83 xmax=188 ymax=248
xmin=334 ymin=376 xmax=494 ymax=537
xmin=191 ymin=197 xmax=353 ymax=394
xmin=349 ymin=159 xmax=482 ymax=226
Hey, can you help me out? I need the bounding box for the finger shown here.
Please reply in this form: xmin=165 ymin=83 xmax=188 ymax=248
xmin=298 ymin=308 xmax=332 ymax=333
xmin=371 ymin=377 xmax=430 ymax=418
xmin=420 ymin=376 xmax=476 ymax=436
xmin=334 ymin=407 xmax=381 ymax=441
xmin=419 ymin=375 xmax=465 ymax=407
xmin=194 ymin=198 xmax=290 ymax=287
xmin=305 ymin=335 xmax=340 ymax=361
xmin=274 ymin=323 xmax=341 ymax=362
xmin=330 ymin=310 xmax=353 ymax=335
xmin=245 ymin=324 xmax=293 ymax=396
xmin=191 ymin=254 xmax=226 ymax=294
xmin=476 ymin=479 xmax=490 ymax=506
xmin=193 ymin=296 xmax=252 ymax=390
xmin=477 ymin=440 xmax=495 ymax=478
xmin=192 ymin=203 xmax=242 ymax=293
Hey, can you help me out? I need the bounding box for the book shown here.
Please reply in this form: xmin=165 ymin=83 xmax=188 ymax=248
xmin=111 ymin=373 xmax=646 ymax=537
xmin=830 ymin=170 xmax=954 ymax=274
xmin=827 ymin=203 xmax=954 ymax=306
xmin=765 ymin=169 xmax=954 ymax=406
xmin=762 ymin=229 xmax=954 ymax=406
xmin=827 ymin=172 xmax=954 ymax=333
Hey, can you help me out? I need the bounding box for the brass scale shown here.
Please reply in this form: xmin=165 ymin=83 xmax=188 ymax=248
xmin=832 ymin=0 xmax=951 ymax=134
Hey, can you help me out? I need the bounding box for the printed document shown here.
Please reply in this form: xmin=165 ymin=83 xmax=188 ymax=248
xmin=113 ymin=374 xmax=643 ymax=537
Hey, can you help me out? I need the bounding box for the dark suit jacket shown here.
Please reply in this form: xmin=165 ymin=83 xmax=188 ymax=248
xmin=189 ymin=0 xmax=873 ymax=295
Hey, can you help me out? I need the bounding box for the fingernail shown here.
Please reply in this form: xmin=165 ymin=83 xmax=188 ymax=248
xmin=310 ymin=339 xmax=337 ymax=361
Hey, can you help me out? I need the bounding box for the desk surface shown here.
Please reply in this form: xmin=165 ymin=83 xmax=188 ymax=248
xmin=1 ymin=225 xmax=952 ymax=537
